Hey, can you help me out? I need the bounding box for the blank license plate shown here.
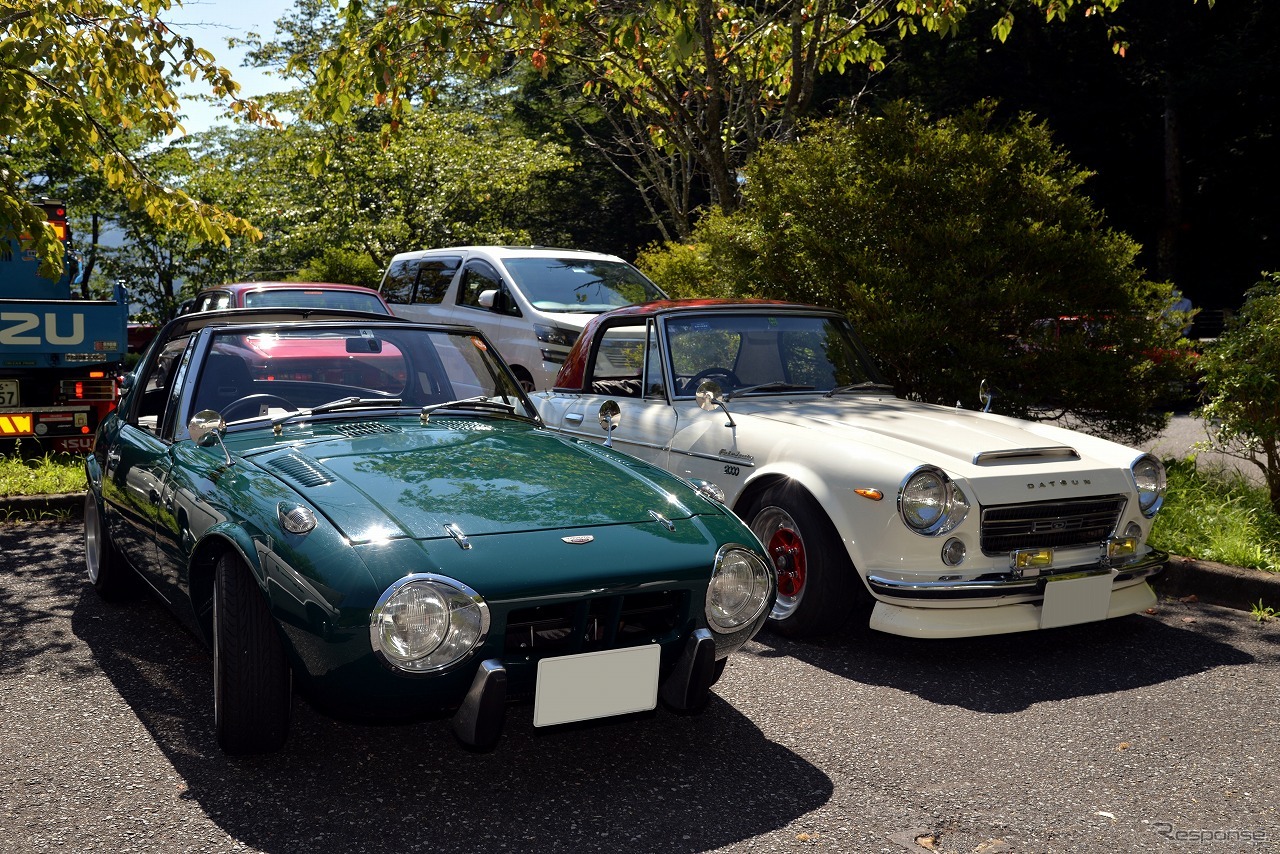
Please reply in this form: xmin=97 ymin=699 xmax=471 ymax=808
xmin=1040 ymin=571 xmax=1116 ymax=629
xmin=0 ymin=380 xmax=17 ymax=407
xmin=533 ymin=645 xmax=661 ymax=728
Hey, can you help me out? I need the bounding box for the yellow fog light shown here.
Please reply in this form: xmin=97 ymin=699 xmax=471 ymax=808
xmin=1108 ymin=536 xmax=1139 ymax=560
xmin=1012 ymin=548 xmax=1054 ymax=571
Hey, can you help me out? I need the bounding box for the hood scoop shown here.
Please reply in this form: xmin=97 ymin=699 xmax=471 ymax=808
xmin=266 ymin=453 xmax=337 ymax=487
xmin=973 ymin=446 xmax=1080 ymax=466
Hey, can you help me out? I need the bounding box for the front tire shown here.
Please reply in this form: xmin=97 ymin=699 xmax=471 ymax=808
xmin=213 ymin=552 xmax=291 ymax=754
xmin=747 ymin=481 xmax=859 ymax=638
xmin=84 ymin=490 xmax=132 ymax=601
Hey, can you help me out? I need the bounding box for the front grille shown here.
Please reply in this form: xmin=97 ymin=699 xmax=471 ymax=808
xmin=980 ymin=495 xmax=1126 ymax=556
xmin=503 ymin=590 xmax=687 ymax=662
xmin=60 ymin=379 xmax=115 ymax=400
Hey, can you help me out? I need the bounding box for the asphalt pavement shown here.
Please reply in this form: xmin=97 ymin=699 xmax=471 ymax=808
xmin=2 ymin=521 xmax=1278 ymax=854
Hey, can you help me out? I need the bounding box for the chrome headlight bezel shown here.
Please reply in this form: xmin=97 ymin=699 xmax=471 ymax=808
xmin=1130 ymin=453 xmax=1167 ymax=518
xmin=369 ymin=574 xmax=490 ymax=674
xmin=705 ymin=545 xmax=773 ymax=633
xmin=898 ymin=465 xmax=970 ymax=536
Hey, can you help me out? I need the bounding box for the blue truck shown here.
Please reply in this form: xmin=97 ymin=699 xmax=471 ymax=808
xmin=1 ymin=200 xmax=129 ymax=453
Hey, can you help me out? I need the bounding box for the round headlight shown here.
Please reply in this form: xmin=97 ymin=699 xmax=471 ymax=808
xmin=898 ymin=466 xmax=970 ymax=536
xmin=706 ymin=546 xmax=772 ymax=632
xmin=1131 ymin=454 xmax=1167 ymax=517
xmin=370 ymin=575 xmax=489 ymax=673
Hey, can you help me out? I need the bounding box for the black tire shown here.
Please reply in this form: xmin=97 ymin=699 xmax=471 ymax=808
xmin=213 ymin=552 xmax=291 ymax=754
xmin=84 ymin=490 xmax=133 ymax=601
xmin=747 ymin=481 xmax=860 ymax=638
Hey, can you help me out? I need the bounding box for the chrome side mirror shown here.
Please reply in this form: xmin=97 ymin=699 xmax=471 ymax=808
xmin=598 ymin=400 xmax=621 ymax=448
xmin=189 ymin=410 xmax=232 ymax=465
xmin=979 ymin=379 xmax=994 ymax=413
xmin=695 ymin=380 xmax=736 ymax=428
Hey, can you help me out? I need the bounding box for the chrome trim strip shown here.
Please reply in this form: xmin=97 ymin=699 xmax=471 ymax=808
xmin=866 ymin=549 xmax=1166 ymax=600
xmin=973 ymin=446 xmax=1081 ymax=465
xmin=674 ymin=448 xmax=756 ymax=467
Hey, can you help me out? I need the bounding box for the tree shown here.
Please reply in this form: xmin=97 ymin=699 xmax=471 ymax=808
xmin=638 ymin=103 xmax=1192 ymax=444
xmin=1197 ymin=273 xmax=1280 ymax=514
xmin=311 ymin=0 xmax=1210 ymax=240
xmin=1 ymin=0 xmax=269 ymax=275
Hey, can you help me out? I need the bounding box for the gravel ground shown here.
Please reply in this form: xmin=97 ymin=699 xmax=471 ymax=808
xmin=2 ymin=521 xmax=1278 ymax=854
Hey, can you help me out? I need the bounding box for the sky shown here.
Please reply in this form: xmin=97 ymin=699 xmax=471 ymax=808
xmin=166 ymin=0 xmax=299 ymax=135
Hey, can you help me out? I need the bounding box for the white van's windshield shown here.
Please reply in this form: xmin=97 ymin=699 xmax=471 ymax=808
xmin=502 ymin=257 xmax=667 ymax=313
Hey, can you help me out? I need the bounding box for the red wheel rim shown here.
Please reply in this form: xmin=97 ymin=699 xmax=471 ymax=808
xmin=768 ymin=527 xmax=806 ymax=598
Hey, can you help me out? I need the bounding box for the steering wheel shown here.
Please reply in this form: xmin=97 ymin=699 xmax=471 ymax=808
xmin=221 ymin=394 xmax=295 ymax=421
xmin=686 ymin=367 xmax=742 ymax=393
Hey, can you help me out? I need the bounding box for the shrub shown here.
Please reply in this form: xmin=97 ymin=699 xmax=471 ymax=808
xmin=1197 ymin=272 xmax=1280 ymax=514
xmin=639 ymin=101 xmax=1193 ymax=444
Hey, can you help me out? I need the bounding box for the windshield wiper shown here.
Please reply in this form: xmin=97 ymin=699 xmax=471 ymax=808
xmin=725 ymin=382 xmax=815 ymax=400
xmin=420 ymin=396 xmax=518 ymax=423
xmin=271 ymin=396 xmax=403 ymax=429
xmin=823 ymin=382 xmax=895 ymax=398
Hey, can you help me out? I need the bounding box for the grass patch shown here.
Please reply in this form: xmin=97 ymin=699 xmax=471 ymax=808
xmin=0 ymin=451 xmax=87 ymax=497
xmin=1149 ymin=457 xmax=1280 ymax=573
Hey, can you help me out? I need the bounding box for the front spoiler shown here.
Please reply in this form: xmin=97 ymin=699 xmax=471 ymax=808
xmin=452 ymin=629 xmax=719 ymax=750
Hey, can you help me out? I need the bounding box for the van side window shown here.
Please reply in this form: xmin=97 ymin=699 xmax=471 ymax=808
xmin=414 ymin=257 xmax=460 ymax=304
xmin=380 ymin=258 xmax=417 ymax=304
xmin=457 ymin=261 xmax=504 ymax=310
xmin=381 ymin=256 xmax=460 ymax=304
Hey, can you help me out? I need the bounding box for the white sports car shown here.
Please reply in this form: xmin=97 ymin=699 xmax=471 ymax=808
xmin=535 ymin=300 xmax=1168 ymax=639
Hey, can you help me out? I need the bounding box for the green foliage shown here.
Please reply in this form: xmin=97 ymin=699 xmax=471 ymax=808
xmin=639 ymin=102 xmax=1192 ymax=444
xmin=1 ymin=0 xmax=268 ymax=273
xmin=293 ymin=248 xmax=382 ymax=288
xmin=0 ymin=451 xmax=86 ymax=497
xmin=1196 ymin=272 xmax=1280 ymax=513
xmin=310 ymin=0 xmax=1209 ymax=238
xmin=1148 ymin=457 xmax=1280 ymax=572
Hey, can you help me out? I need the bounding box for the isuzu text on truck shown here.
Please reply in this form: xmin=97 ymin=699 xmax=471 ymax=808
xmin=1 ymin=200 xmax=128 ymax=453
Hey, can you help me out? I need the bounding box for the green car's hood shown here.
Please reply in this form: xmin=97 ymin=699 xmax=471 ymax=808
xmin=251 ymin=419 xmax=695 ymax=544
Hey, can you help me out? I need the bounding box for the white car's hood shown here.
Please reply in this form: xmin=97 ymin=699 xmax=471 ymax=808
xmin=730 ymin=394 xmax=1136 ymax=479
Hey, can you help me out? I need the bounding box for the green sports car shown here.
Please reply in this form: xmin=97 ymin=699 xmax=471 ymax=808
xmin=84 ymin=309 xmax=774 ymax=753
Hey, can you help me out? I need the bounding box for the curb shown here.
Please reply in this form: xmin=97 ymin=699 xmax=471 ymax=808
xmin=1152 ymin=554 xmax=1280 ymax=612
xmin=3 ymin=492 xmax=1278 ymax=612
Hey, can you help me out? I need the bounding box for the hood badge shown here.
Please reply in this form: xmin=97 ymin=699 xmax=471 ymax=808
xmin=1026 ymin=479 xmax=1092 ymax=489
xmin=562 ymin=535 xmax=595 ymax=545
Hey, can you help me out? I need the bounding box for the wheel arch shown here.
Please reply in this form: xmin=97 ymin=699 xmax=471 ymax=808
xmin=187 ymin=527 xmax=259 ymax=647
xmin=733 ymin=462 xmax=877 ymax=585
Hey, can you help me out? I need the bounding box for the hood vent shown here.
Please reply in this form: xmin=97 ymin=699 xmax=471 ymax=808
xmin=266 ymin=454 xmax=337 ymax=488
xmin=332 ymin=422 xmax=402 ymax=438
xmin=973 ymin=446 xmax=1080 ymax=466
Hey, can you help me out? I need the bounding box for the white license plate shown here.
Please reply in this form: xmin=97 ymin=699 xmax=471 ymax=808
xmin=0 ymin=380 xmax=17 ymax=407
xmin=533 ymin=645 xmax=661 ymax=728
xmin=1040 ymin=571 xmax=1116 ymax=629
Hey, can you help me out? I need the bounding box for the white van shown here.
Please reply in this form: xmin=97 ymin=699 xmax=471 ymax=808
xmin=378 ymin=246 xmax=667 ymax=391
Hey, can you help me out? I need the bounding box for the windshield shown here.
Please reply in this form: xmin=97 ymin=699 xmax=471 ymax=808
xmin=665 ymin=313 xmax=886 ymax=398
xmin=502 ymin=257 xmax=666 ymax=313
xmin=189 ymin=324 xmax=532 ymax=426
xmin=241 ymin=288 xmax=390 ymax=314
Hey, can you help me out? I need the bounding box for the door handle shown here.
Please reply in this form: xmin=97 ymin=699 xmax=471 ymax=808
xmin=565 ymin=413 xmax=584 ymax=424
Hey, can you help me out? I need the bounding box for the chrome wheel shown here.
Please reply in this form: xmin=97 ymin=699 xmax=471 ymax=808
xmin=752 ymin=505 xmax=807 ymax=621
xmin=84 ymin=492 xmax=102 ymax=584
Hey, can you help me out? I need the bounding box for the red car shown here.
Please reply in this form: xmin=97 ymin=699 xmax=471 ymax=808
xmin=184 ymin=281 xmax=393 ymax=316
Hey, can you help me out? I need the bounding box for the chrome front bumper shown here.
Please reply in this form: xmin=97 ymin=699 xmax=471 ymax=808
xmin=866 ymin=549 xmax=1167 ymax=601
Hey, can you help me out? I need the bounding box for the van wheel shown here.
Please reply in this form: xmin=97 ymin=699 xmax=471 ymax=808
xmin=512 ymin=366 xmax=536 ymax=394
